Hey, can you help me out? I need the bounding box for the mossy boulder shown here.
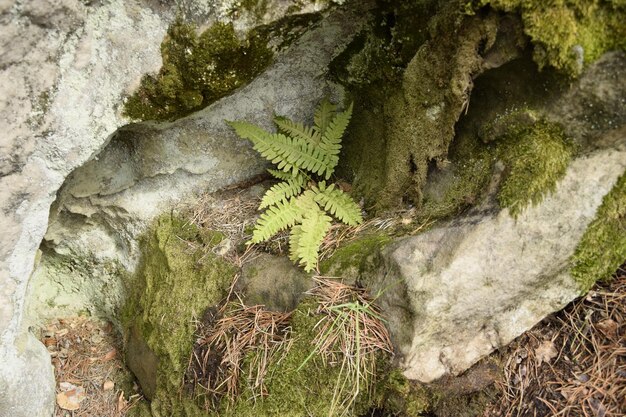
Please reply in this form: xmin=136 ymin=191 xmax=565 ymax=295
xmin=338 ymin=2 xmax=527 ymax=212
xmin=124 ymin=19 xmax=273 ymax=121
xmin=123 ymin=214 xmax=234 ymax=414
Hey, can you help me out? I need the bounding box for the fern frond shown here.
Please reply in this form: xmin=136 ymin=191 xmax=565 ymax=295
xmin=288 ymin=225 xmax=304 ymax=263
xmin=249 ymin=197 xmax=302 ymax=244
xmin=267 ymin=169 xmax=296 ymax=181
xmin=314 ymin=183 xmax=363 ymax=226
xmin=314 ymin=97 xmax=337 ymax=136
xmin=275 ymin=116 xmax=321 ymax=145
xmin=259 ymin=175 xmax=306 ymax=209
xmin=295 ymin=190 xmax=320 ymax=213
xmin=294 ymin=207 xmax=332 ymax=272
xmin=319 ymin=103 xmax=353 ymax=178
xmin=227 ymin=120 xmax=298 ymax=173
xmin=269 ymin=134 xmax=333 ymax=177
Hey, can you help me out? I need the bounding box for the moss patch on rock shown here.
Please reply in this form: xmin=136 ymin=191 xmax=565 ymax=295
xmin=474 ymin=0 xmax=626 ymax=76
xmin=123 ymin=214 xmax=234 ymax=416
xmin=570 ymin=171 xmax=626 ymax=292
xmin=319 ymin=233 xmax=392 ymax=278
xmin=124 ymin=19 xmax=273 ymax=121
xmin=496 ymin=121 xmax=573 ymax=216
xmin=336 ymin=1 xmax=522 ymax=212
xmin=421 ymin=133 xmax=495 ymax=221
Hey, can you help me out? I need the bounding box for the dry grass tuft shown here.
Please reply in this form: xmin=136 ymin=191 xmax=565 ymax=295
xmin=187 ymin=300 xmax=292 ymax=409
xmin=486 ymin=266 xmax=626 ymax=417
xmin=42 ymin=317 xmax=141 ymax=417
xmin=304 ymin=277 xmax=394 ymax=416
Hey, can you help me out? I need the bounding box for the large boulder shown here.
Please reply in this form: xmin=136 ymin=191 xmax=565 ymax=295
xmin=0 ymin=1 xmax=171 ymax=415
xmin=373 ymin=143 xmax=625 ymax=382
xmin=25 ymin=1 xmax=371 ymax=326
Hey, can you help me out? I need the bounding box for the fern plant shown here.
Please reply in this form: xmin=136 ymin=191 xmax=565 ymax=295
xmin=227 ymin=99 xmax=362 ymax=272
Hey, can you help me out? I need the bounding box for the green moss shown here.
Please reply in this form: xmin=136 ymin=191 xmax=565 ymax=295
xmin=221 ymin=299 xmax=350 ymax=416
xmin=337 ymin=2 xmax=504 ymax=212
xmin=371 ymin=368 xmax=430 ymax=416
xmin=570 ymin=171 xmax=626 ymax=292
xmin=124 ymin=19 xmax=273 ymax=121
xmin=474 ymin=0 xmax=626 ymax=76
xmin=221 ymin=298 xmax=418 ymax=417
xmin=496 ymin=121 xmax=573 ymax=216
xmin=319 ymin=234 xmax=392 ymax=278
xmin=122 ymin=214 xmax=234 ymax=416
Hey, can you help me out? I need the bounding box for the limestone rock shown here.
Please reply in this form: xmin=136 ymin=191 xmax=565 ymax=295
xmin=371 ymin=144 xmax=626 ymax=382
xmin=0 ymin=1 xmax=170 ymax=414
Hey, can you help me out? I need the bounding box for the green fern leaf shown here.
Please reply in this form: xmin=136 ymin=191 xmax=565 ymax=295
xmin=288 ymin=225 xmax=304 ymax=263
xmin=267 ymin=169 xmax=296 ymax=181
xmin=270 ymin=134 xmax=333 ymax=177
xmin=314 ymin=182 xmax=363 ymax=226
xmin=314 ymin=97 xmax=337 ymax=136
xmin=319 ymin=103 xmax=353 ymax=178
xmin=249 ymin=197 xmax=302 ymax=244
xmin=275 ymin=116 xmax=321 ymax=145
xmin=294 ymin=207 xmax=332 ymax=272
xmin=259 ymin=175 xmax=306 ymax=209
xmin=227 ymin=120 xmax=298 ymax=173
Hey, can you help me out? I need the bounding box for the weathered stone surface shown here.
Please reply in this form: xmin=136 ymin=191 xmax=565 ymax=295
xmin=1 ymin=1 xmax=170 ymax=414
xmin=26 ymin=1 xmax=371 ymax=328
xmin=372 ymin=143 xmax=626 ymax=382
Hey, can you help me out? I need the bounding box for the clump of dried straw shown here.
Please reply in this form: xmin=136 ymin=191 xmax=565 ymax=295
xmin=187 ymin=300 xmax=292 ymax=409
xmin=303 ymin=277 xmax=394 ymax=416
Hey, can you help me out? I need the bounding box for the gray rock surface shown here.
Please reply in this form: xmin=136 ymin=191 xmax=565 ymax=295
xmin=372 ymin=143 xmax=626 ymax=382
xmin=1 ymin=1 xmax=169 ymax=414
xmin=239 ymin=253 xmax=313 ymax=312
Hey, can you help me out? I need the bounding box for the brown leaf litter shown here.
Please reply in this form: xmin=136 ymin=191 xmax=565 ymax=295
xmin=485 ymin=265 xmax=626 ymax=417
xmin=41 ymin=317 xmax=141 ymax=417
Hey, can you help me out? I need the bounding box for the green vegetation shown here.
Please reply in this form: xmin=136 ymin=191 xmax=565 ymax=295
xmin=228 ymin=99 xmax=363 ymax=271
xmin=337 ymin=2 xmax=502 ymax=212
xmin=473 ymin=0 xmax=626 ymax=76
xmin=222 ymin=296 xmax=420 ymax=417
xmin=320 ymin=233 xmax=392 ymax=277
xmin=571 ymin=171 xmax=626 ymax=292
xmin=124 ymin=19 xmax=273 ymax=121
xmin=122 ymin=214 xmax=234 ymax=416
xmin=496 ymin=121 xmax=573 ymax=216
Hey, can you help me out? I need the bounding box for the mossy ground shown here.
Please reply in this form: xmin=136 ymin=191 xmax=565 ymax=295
xmin=123 ymin=214 xmax=234 ymax=416
xmin=570 ymin=171 xmax=626 ymax=292
xmin=473 ymin=0 xmax=626 ymax=76
xmin=220 ymin=298 xmax=429 ymax=417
